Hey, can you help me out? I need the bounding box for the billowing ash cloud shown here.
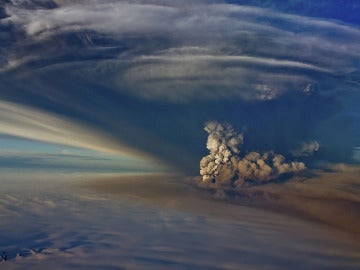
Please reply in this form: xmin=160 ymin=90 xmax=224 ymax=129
xmin=199 ymin=121 xmax=306 ymax=188
xmin=292 ymin=141 xmax=320 ymax=157
xmin=200 ymin=122 xmax=243 ymax=182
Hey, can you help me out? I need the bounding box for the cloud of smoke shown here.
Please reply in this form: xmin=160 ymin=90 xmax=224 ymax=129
xmin=292 ymin=141 xmax=320 ymax=157
xmin=199 ymin=121 xmax=306 ymax=188
xmin=199 ymin=122 xmax=243 ymax=183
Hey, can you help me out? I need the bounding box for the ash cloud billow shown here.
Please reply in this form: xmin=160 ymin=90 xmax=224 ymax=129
xmin=292 ymin=141 xmax=320 ymax=157
xmin=198 ymin=121 xmax=306 ymax=189
xmin=199 ymin=122 xmax=243 ymax=183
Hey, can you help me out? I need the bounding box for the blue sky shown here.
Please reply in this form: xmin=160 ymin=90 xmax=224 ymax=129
xmin=0 ymin=0 xmax=359 ymax=174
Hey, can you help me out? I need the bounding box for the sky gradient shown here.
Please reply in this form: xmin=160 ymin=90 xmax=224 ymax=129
xmin=1 ymin=0 xmax=360 ymax=175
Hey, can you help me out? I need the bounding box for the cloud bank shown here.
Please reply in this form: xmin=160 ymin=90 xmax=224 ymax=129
xmin=1 ymin=173 xmax=359 ymax=269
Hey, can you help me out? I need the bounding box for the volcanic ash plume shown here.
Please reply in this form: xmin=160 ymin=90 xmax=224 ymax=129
xmin=199 ymin=122 xmax=306 ymax=188
xmin=199 ymin=122 xmax=243 ymax=183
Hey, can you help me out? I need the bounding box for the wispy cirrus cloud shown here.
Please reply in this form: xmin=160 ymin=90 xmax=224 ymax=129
xmin=2 ymin=0 xmax=360 ymax=101
xmin=0 ymin=101 xmax=165 ymax=171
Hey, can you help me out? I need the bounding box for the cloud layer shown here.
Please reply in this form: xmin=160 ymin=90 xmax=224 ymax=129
xmin=1 ymin=173 xmax=360 ymax=268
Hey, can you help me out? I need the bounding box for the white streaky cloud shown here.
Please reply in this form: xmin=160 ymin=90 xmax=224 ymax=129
xmin=122 ymin=57 xmax=315 ymax=101
xmin=0 ymin=101 xmax=162 ymax=165
xmin=0 ymin=55 xmax=39 ymax=73
xmin=4 ymin=1 xmax=360 ymax=62
xmin=138 ymin=54 xmax=331 ymax=72
xmin=1 ymin=0 xmax=360 ymax=101
xmin=4 ymin=2 xmax=177 ymax=37
xmin=53 ymin=0 xmax=84 ymax=6
xmin=211 ymin=3 xmax=360 ymax=39
xmin=122 ymin=66 xmax=255 ymax=101
xmin=4 ymin=1 xmax=360 ymax=50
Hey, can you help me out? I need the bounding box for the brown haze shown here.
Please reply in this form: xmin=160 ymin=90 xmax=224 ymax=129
xmin=87 ymin=165 xmax=360 ymax=236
